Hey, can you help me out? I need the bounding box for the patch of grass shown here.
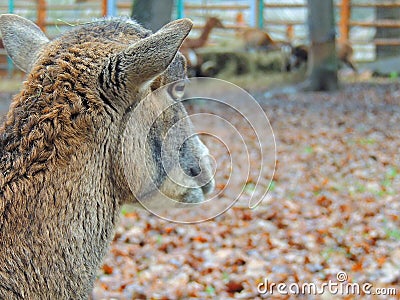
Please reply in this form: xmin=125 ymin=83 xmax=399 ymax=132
xmin=321 ymin=247 xmax=335 ymax=261
xmin=386 ymin=166 xmax=398 ymax=180
xmin=304 ymin=146 xmax=314 ymax=154
xmin=356 ymin=183 xmax=366 ymax=193
xmin=321 ymin=246 xmax=349 ymax=261
xmin=222 ymin=272 xmax=230 ymax=282
xmin=385 ymin=228 xmax=400 ymax=240
xmin=383 ymin=218 xmax=400 ymax=240
xmin=268 ymin=180 xmax=276 ymax=192
xmin=244 ymin=182 xmax=256 ymax=194
xmin=120 ymin=204 xmax=136 ymax=216
xmin=358 ymin=138 xmax=376 ymax=145
xmin=389 ymin=71 xmax=399 ymax=79
xmin=313 ymin=190 xmax=321 ymax=196
xmin=205 ymin=285 xmax=216 ymax=296
xmin=380 ymin=167 xmax=397 ymax=194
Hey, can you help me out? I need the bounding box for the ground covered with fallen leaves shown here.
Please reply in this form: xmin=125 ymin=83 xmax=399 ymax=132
xmin=88 ymin=82 xmax=399 ymax=299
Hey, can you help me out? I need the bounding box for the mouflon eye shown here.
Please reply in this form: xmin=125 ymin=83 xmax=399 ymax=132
xmin=168 ymin=81 xmax=186 ymax=100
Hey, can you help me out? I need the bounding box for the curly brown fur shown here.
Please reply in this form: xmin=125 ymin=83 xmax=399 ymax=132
xmin=0 ymin=15 xmax=214 ymax=299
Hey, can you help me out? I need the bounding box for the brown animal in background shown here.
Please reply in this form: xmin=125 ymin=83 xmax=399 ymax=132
xmin=0 ymin=14 xmax=214 ymax=299
xmin=285 ymin=41 xmax=357 ymax=72
xmin=181 ymin=16 xmax=224 ymax=49
xmin=180 ymin=17 xmax=224 ymax=71
xmin=337 ymin=41 xmax=357 ymax=72
xmin=239 ymin=28 xmax=277 ymax=51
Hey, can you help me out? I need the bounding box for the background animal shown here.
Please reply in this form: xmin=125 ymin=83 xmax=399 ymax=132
xmin=337 ymin=41 xmax=357 ymax=72
xmin=181 ymin=16 xmax=223 ymax=50
xmin=180 ymin=17 xmax=224 ymax=75
xmin=0 ymin=14 xmax=214 ymax=299
xmin=285 ymin=41 xmax=357 ymax=72
xmin=284 ymin=44 xmax=308 ymax=71
xmin=238 ymin=27 xmax=277 ymax=52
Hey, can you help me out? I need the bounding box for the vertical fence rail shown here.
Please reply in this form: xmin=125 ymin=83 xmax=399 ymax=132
xmin=107 ymin=0 xmax=117 ymax=17
xmin=177 ymin=0 xmax=185 ymax=18
xmin=37 ymin=0 xmax=47 ymax=32
xmin=8 ymin=0 xmax=14 ymax=12
xmin=257 ymin=0 xmax=264 ymax=29
xmin=339 ymin=0 xmax=351 ymax=43
xmin=249 ymin=0 xmax=256 ymax=27
xmin=102 ymin=0 xmax=108 ymax=17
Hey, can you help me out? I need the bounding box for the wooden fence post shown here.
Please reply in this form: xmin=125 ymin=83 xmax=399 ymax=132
xmin=37 ymin=0 xmax=46 ymax=33
xmin=339 ymin=0 xmax=351 ymax=42
xmin=102 ymin=0 xmax=107 ymax=17
xmin=286 ymin=25 xmax=294 ymax=42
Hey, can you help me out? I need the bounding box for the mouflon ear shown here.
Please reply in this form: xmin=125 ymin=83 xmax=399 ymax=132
xmin=0 ymin=14 xmax=50 ymax=72
xmin=103 ymin=18 xmax=192 ymax=87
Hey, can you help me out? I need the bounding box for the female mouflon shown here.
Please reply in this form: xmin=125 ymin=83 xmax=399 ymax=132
xmin=0 ymin=14 xmax=214 ymax=299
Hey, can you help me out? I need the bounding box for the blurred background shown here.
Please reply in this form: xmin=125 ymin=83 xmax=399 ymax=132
xmin=1 ymin=0 xmax=400 ymax=84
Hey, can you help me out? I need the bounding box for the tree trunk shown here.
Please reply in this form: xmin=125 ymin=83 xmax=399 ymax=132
xmin=375 ymin=0 xmax=400 ymax=58
xmin=305 ymin=0 xmax=338 ymax=91
xmin=131 ymin=0 xmax=174 ymax=32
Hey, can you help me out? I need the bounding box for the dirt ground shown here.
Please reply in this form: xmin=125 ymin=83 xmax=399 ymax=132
xmin=94 ymin=81 xmax=399 ymax=299
xmin=1 ymin=77 xmax=399 ymax=299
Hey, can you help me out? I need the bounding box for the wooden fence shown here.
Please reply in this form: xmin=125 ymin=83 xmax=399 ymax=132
xmin=0 ymin=0 xmax=132 ymax=76
xmin=2 ymin=0 xmax=400 ymax=75
xmin=0 ymin=0 xmax=132 ymax=34
xmin=183 ymin=0 xmax=400 ymax=63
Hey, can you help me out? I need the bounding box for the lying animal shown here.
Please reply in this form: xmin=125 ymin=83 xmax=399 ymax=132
xmin=285 ymin=41 xmax=357 ymax=72
xmin=238 ymin=27 xmax=277 ymax=52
